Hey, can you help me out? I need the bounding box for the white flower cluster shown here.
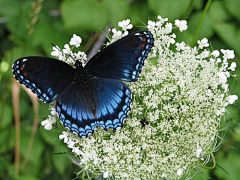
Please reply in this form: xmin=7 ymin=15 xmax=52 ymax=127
xmin=50 ymin=34 xmax=87 ymax=65
xmin=108 ymin=19 xmax=133 ymax=44
xmin=175 ymin=19 xmax=188 ymax=32
xmin=41 ymin=105 xmax=57 ymax=130
xmin=45 ymin=16 xmax=237 ymax=179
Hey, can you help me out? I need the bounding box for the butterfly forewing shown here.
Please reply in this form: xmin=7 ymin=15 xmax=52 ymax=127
xmin=85 ymin=31 xmax=154 ymax=82
xmin=56 ymin=77 xmax=131 ymax=137
xmin=12 ymin=57 xmax=75 ymax=103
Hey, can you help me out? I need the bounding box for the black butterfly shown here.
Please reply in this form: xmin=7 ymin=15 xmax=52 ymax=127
xmin=12 ymin=31 xmax=154 ymax=137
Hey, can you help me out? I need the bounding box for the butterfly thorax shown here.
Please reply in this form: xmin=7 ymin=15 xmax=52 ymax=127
xmin=74 ymin=60 xmax=96 ymax=114
xmin=74 ymin=60 xmax=89 ymax=84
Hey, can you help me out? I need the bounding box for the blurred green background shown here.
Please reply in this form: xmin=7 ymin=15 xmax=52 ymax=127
xmin=0 ymin=0 xmax=239 ymax=179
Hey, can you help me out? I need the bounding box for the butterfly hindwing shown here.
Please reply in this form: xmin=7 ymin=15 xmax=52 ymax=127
xmin=56 ymin=77 xmax=131 ymax=137
xmin=85 ymin=31 xmax=154 ymax=82
xmin=12 ymin=57 xmax=75 ymax=103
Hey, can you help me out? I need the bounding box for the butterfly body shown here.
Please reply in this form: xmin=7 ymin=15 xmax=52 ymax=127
xmin=12 ymin=31 xmax=154 ymax=137
xmin=74 ymin=61 xmax=96 ymax=111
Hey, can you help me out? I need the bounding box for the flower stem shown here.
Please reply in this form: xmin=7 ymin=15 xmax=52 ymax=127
xmin=204 ymin=153 xmax=216 ymax=169
xmin=191 ymin=0 xmax=212 ymax=47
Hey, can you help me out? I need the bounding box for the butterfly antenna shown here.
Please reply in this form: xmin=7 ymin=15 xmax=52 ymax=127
xmin=51 ymin=43 xmax=61 ymax=50
xmin=51 ymin=43 xmax=66 ymax=58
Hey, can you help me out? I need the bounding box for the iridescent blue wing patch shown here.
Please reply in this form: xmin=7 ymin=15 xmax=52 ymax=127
xmin=56 ymin=77 xmax=131 ymax=137
xmin=85 ymin=31 xmax=154 ymax=82
xmin=12 ymin=57 xmax=75 ymax=103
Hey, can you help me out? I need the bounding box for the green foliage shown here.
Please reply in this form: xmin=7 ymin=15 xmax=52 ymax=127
xmin=61 ymin=0 xmax=108 ymax=31
xmin=0 ymin=0 xmax=239 ymax=179
xmin=148 ymin=0 xmax=191 ymax=20
xmin=215 ymin=152 xmax=240 ymax=180
xmin=188 ymin=12 xmax=214 ymax=40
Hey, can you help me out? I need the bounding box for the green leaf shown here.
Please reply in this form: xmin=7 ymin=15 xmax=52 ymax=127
xmin=188 ymin=12 xmax=214 ymax=41
xmin=61 ymin=0 xmax=108 ymax=31
xmin=129 ymin=1 xmax=152 ymax=27
xmin=148 ymin=0 xmax=191 ymax=20
xmin=209 ymin=1 xmax=230 ymax=22
xmin=233 ymin=125 xmax=240 ymax=141
xmin=18 ymin=175 xmax=40 ymax=180
xmin=0 ymin=103 xmax=12 ymax=129
xmin=214 ymin=152 xmax=240 ymax=180
xmin=0 ymin=0 xmax=19 ymax=17
xmin=103 ymin=0 xmax=130 ymax=27
xmin=20 ymin=130 xmax=44 ymax=166
xmin=19 ymin=97 xmax=32 ymax=119
xmin=0 ymin=155 xmax=12 ymax=178
xmin=31 ymin=18 xmax=70 ymax=55
xmin=0 ymin=0 xmax=33 ymax=43
xmin=52 ymin=143 xmax=69 ymax=174
xmin=225 ymin=105 xmax=240 ymax=123
xmin=191 ymin=0 xmax=204 ymax=11
xmin=0 ymin=127 xmax=15 ymax=153
xmin=39 ymin=126 xmax=61 ymax=145
xmin=214 ymin=22 xmax=240 ymax=57
xmin=224 ymin=0 xmax=240 ymax=22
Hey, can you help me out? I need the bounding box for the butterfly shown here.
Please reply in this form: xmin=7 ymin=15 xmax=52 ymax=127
xmin=12 ymin=31 xmax=154 ymax=138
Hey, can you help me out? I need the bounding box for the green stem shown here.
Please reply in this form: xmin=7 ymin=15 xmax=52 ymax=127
xmin=204 ymin=153 xmax=216 ymax=169
xmin=190 ymin=0 xmax=212 ymax=47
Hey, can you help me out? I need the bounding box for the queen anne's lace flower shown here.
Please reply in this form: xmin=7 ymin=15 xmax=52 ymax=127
xmin=197 ymin=38 xmax=210 ymax=49
xmin=175 ymin=19 xmax=188 ymax=31
xmin=51 ymin=46 xmax=64 ymax=60
xmin=111 ymin=28 xmax=123 ymax=41
xmin=177 ymin=169 xmax=183 ymax=176
xmin=69 ymin=34 xmax=82 ymax=48
xmin=108 ymin=20 xmax=133 ymax=44
xmin=62 ymin=44 xmax=70 ymax=54
xmin=229 ymin=62 xmax=237 ymax=71
xmin=43 ymin=16 xmax=237 ymax=180
xmin=59 ymin=131 xmax=69 ymax=143
xmin=118 ymin=19 xmax=133 ymax=31
xmin=41 ymin=115 xmax=56 ymax=130
xmin=221 ymin=49 xmax=235 ymax=59
xmin=103 ymin=171 xmax=109 ymax=178
xmin=212 ymin=50 xmax=220 ymax=57
xmin=226 ymin=95 xmax=238 ymax=104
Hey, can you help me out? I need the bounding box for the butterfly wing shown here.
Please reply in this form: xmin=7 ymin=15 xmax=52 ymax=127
xmin=12 ymin=57 xmax=75 ymax=103
xmin=85 ymin=31 xmax=154 ymax=82
xmin=56 ymin=77 xmax=131 ymax=137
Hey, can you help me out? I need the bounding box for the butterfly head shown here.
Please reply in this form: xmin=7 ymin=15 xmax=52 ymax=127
xmin=74 ymin=60 xmax=92 ymax=85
